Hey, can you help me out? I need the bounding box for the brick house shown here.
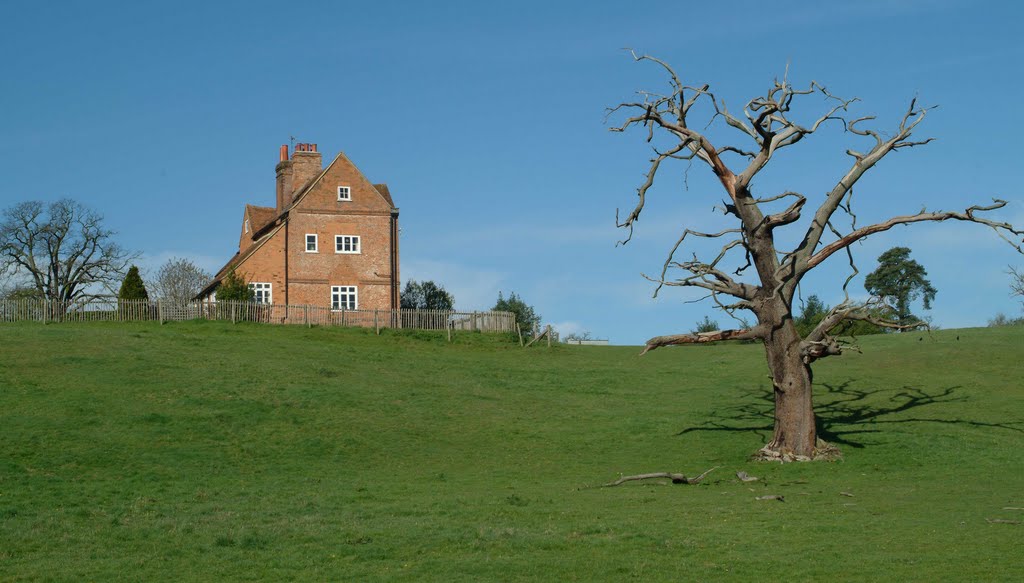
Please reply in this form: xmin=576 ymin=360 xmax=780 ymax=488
xmin=197 ymin=143 xmax=400 ymax=312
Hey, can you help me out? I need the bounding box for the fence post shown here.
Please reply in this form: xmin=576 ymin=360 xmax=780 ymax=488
xmin=516 ymin=319 xmax=523 ymax=347
xmin=547 ymin=324 xmax=552 ymax=348
xmin=158 ymin=300 xmax=164 ymax=325
xmin=42 ymin=300 xmax=47 ymax=325
xmin=447 ymin=320 xmax=452 ymax=343
xmin=304 ymin=304 xmax=310 ymax=328
xmin=374 ymin=309 xmax=380 ymax=335
xmin=232 ymin=303 xmax=237 ymax=324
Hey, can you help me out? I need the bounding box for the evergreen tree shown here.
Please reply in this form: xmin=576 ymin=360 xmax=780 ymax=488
xmin=864 ymin=247 xmax=937 ymax=327
xmin=494 ymin=291 xmax=540 ymax=337
xmin=118 ymin=265 xmax=148 ymax=300
xmin=400 ymin=280 xmax=455 ymax=310
xmin=795 ymin=295 xmax=829 ymax=336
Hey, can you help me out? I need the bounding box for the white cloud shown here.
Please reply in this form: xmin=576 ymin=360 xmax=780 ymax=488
xmin=550 ymin=320 xmax=586 ymax=338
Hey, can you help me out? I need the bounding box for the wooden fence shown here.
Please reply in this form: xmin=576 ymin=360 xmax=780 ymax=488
xmin=0 ymin=298 xmax=517 ymax=334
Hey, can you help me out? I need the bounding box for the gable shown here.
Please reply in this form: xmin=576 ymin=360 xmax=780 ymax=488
xmin=291 ymin=152 xmax=396 ymax=213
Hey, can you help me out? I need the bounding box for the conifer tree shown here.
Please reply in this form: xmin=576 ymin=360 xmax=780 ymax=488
xmin=118 ymin=265 xmax=148 ymax=300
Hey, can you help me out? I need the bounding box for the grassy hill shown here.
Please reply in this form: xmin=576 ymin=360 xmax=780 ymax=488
xmin=1 ymin=322 xmax=1022 ymax=581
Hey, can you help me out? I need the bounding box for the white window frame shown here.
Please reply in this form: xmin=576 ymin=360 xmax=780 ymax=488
xmin=244 ymin=219 xmax=250 ymax=233
xmin=335 ymin=235 xmax=361 ymax=254
xmin=250 ymin=282 xmax=272 ymax=305
xmin=337 ymin=186 xmax=351 ymax=201
xmin=331 ymin=285 xmax=358 ymax=311
xmin=305 ymin=233 xmax=318 ymax=253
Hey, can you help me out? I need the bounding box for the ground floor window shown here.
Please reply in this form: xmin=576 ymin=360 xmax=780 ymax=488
xmin=250 ymin=282 xmax=272 ymax=304
xmin=331 ymin=285 xmax=357 ymax=310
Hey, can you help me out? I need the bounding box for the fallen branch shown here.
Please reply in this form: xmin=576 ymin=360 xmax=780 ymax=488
xmin=603 ymin=467 xmax=717 ymax=487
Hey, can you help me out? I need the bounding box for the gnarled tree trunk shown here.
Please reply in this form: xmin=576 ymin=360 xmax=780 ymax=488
xmin=760 ymin=319 xmax=818 ymax=459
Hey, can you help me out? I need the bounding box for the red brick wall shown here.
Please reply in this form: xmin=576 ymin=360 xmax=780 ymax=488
xmin=233 ymin=224 xmax=287 ymax=305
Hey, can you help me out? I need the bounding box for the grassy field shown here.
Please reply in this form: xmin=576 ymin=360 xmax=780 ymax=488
xmin=1 ymin=322 xmax=1022 ymax=581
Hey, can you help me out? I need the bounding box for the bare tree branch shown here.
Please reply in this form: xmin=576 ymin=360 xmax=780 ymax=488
xmin=602 ymin=466 xmax=718 ymax=487
xmin=798 ymin=298 xmax=926 ymax=363
xmin=1011 ymin=266 xmax=1024 ymax=301
xmin=807 ymin=200 xmax=1024 ymax=271
xmin=641 ymin=326 xmax=763 ymax=355
xmin=784 ymin=99 xmax=939 ymax=293
xmin=615 ymin=142 xmax=691 ymax=244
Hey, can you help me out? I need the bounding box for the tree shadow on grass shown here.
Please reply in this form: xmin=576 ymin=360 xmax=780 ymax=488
xmin=677 ymin=380 xmax=1024 ymax=448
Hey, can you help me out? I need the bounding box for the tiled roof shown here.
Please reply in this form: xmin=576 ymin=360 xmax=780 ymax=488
xmin=195 ymin=219 xmax=285 ymax=299
xmin=373 ymin=183 xmax=394 ymax=207
xmin=246 ymin=205 xmax=277 ymax=235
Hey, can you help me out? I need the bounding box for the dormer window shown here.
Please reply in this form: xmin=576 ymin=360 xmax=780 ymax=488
xmin=337 ymin=186 xmax=351 ymax=201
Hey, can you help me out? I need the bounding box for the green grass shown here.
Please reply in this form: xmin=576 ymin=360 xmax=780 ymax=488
xmin=1 ymin=322 xmax=1022 ymax=581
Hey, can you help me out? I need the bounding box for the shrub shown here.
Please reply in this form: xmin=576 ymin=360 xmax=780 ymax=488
xmin=692 ymin=316 xmax=719 ymax=334
xmin=216 ymin=270 xmax=254 ymax=303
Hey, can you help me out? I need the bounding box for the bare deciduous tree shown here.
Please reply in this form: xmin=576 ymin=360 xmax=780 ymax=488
xmin=0 ymin=199 xmax=135 ymax=303
xmin=151 ymin=257 xmax=211 ymax=304
xmin=611 ymin=53 xmax=1024 ymax=461
xmin=1011 ymin=267 xmax=1024 ymax=304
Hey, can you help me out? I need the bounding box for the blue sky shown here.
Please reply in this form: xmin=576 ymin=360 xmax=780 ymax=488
xmin=2 ymin=0 xmax=1022 ymax=344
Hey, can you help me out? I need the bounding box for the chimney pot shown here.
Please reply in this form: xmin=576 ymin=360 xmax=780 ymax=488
xmin=279 ymin=144 xmax=289 ymax=162
xmin=311 ymin=143 xmax=317 ymax=152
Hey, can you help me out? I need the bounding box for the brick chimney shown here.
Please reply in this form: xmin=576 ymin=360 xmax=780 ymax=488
xmin=275 ymin=144 xmax=293 ymax=213
xmin=290 ymin=143 xmax=322 ymax=203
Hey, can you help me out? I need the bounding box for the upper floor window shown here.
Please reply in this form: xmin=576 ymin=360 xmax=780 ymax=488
xmin=305 ymin=234 xmax=318 ymax=252
xmin=249 ymin=282 xmax=272 ymax=305
xmin=244 ymin=219 xmax=250 ymax=233
xmin=337 ymin=186 xmax=351 ymax=201
xmin=335 ymin=235 xmax=361 ymax=254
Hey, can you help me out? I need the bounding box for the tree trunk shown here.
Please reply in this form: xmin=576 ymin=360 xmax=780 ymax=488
xmin=759 ymin=319 xmax=820 ymax=460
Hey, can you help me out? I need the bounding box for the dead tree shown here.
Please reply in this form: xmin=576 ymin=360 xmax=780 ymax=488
xmin=611 ymin=53 xmax=1024 ymax=461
